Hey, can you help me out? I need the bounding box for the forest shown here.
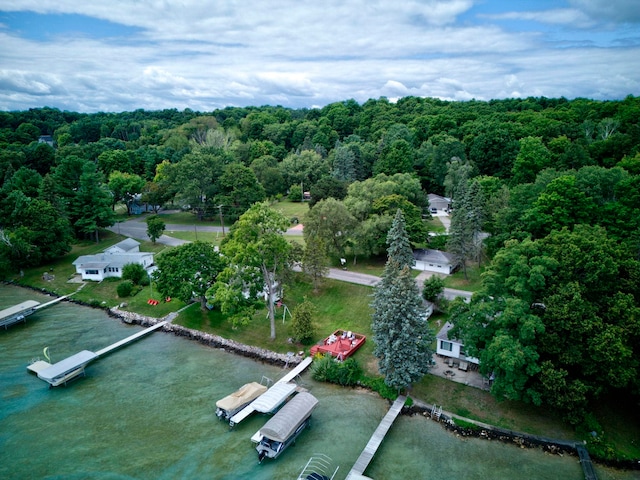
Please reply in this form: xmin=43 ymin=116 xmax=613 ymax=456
xmin=0 ymin=95 xmax=639 ymax=424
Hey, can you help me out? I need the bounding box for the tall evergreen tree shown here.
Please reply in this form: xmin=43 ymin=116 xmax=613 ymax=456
xmin=371 ymin=209 xmax=434 ymax=391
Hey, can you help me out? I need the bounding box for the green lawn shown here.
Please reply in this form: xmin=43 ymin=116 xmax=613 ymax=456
xmin=442 ymin=263 xmax=484 ymax=291
xmin=175 ymin=274 xmax=375 ymax=359
xmin=269 ymin=198 xmax=311 ymax=222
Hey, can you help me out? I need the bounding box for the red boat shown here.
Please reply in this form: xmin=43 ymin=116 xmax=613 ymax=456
xmin=310 ymin=330 xmax=366 ymax=361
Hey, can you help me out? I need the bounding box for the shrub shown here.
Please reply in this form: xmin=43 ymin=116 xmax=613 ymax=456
xmin=117 ymin=280 xmax=134 ymax=297
xmin=288 ymin=184 xmax=302 ymax=202
xmin=122 ymin=263 xmax=147 ymax=285
xmin=310 ymin=355 xmax=363 ymax=386
xmin=291 ymin=298 xmax=316 ymax=344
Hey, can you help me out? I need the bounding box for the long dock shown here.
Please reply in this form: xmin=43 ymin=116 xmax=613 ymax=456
xmin=576 ymin=444 xmax=598 ymax=480
xmin=28 ymin=321 xmax=167 ymax=387
xmin=95 ymin=321 xmax=167 ymax=356
xmin=230 ymin=356 xmax=313 ymax=428
xmin=345 ymin=395 xmax=406 ymax=480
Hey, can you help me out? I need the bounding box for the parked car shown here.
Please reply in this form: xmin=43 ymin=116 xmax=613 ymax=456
xmin=430 ymin=207 xmax=438 ymax=214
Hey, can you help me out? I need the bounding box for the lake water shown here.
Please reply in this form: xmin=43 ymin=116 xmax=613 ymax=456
xmin=0 ymin=285 xmax=636 ymax=480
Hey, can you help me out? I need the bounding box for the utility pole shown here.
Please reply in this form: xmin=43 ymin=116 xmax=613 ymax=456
xmin=218 ymin=205 xmax=225 ymax=236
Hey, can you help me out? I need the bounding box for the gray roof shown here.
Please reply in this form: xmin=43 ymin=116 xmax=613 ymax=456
xmin=37 ymin=350 xmax=98 ymax=383
xmin=73 ymin=252 xmax=152 ymax=270
xmin=108 ymin=238 xmax=140 ymax=252
xmin=413 ymin=249 xmax=455 ymax=264
xmin=259 ymin=392 xmax=319 ymax=443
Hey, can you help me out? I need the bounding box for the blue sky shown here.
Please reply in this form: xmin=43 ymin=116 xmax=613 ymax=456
xmin=0 ymin=0 xmax=638 ymax=113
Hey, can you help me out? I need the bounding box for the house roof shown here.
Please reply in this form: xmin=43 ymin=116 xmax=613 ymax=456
xmin=107 ymin=238 xmax=140 ymax=252
xmin=413 ymin=249 xmax=455 ymax=264
xmin=74 ymin=252 xmax=153 ymax=270
xmin=428 ymin=193 xmax=451 ymax=203
xmin=436 ymin=321 xmax=463 ymax=344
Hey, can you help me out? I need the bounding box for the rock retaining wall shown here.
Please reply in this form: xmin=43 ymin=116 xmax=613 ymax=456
xmin=109 ymin=307 xmax=303 ymax=368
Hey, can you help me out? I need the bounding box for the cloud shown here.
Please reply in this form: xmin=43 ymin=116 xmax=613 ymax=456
xmin=0 ymin=1 xmax=637 ymax=112
xmin=569 ymin=0 xmax=640 ymax=24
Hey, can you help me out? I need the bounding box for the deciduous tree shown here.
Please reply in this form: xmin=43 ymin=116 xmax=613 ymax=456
xmin=153 ymin=241 xmax=226 ymax=310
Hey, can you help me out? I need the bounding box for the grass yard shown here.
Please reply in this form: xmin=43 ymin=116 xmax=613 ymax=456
xmin=410 ymin=375 xmax=576 ymax=440
xmin=269 ymin=198 xmax=311 ymax=221
xmin=174 ymin=274 xmax=375 ymax=359
xmin=442 ymin=264 xmax=484 ymax=291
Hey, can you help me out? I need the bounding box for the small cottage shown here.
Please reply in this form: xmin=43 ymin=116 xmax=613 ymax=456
xmin=436 ymin=321 xmax=479 ymax=365
xmin=73 ymin=239 xmax=154 ymax=281
xmin=412 ymin=249 xmax=458 ymax=275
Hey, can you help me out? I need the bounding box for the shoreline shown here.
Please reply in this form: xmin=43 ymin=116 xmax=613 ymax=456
xmin=4 ymin=281 xmax=639 ymax=471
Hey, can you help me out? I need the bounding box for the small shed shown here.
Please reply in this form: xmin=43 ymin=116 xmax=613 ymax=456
xmin=412 ymin=249 xmax=457 ymax=275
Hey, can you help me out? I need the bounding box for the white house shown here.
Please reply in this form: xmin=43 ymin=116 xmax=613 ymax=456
xmin=72 ymin=239 xmax=154 ymax=281
xmin=428 ymin=194 xmax=451 ymax=212
xmin=412 ymin=249 xmax=458 ymax=275
xmin=436 ymin=321 xmax=480 ymax=365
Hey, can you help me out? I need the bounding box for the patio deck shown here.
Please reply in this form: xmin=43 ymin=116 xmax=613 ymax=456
xmin=429 ymin=354 xmax=488 ymax=390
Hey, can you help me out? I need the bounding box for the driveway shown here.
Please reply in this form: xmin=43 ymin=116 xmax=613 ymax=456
xmin=111 ymin=215 xmax=473 ymax=302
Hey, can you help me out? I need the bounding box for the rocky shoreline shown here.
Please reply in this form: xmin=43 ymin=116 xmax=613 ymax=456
xmin=4 ymin=281 xmax=639 ymax=471
xmin=109 ymin=306 xmax=304 ymax=368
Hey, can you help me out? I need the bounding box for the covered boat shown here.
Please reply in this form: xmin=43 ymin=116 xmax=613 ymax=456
xmin=216 ymin=381 xmax=268 ymax=421
xmin=256 ymin=392 xmax=319 ymax=463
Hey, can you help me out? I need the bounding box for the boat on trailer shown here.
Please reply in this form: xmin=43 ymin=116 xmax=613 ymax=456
xmin=256 ymin=392 xmax=318 ymax=463
xmin=215 ymin=381 xmax=268 ymax=421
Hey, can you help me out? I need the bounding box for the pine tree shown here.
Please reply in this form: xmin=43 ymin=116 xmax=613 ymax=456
xmin=371 ymin=209 xmax=434 ymax=391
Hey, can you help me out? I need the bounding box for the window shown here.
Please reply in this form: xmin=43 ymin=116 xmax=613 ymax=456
xmin=440 ymin=340 xmax=453 ymax=352
xmin=86 ymin=269 xmax=98 ymax=275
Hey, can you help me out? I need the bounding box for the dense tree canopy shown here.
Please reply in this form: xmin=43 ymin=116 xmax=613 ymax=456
xmin=1 ymin=97 xmax=640 ymax=421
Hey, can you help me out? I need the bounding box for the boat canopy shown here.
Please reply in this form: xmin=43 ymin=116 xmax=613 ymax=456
xmin=259 ymin=392 xmax=319 ymax=443
xmin=216 ymin=382 xmax=267 ymax=412
xmin=37 ymin=350 xmax=98 ymax=383
xmin=252 ymin=382 xmax=298 ymax=413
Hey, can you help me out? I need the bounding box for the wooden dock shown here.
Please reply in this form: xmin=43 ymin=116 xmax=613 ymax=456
xmin=345 ymin=395 xmax=406 ymax=480
xmin=95 ymin=321 xmax=167 ymax=356
xmin=576 ymin=444 xmax=598 ymax=480
xmin=29 ymin=321 xmax=168 ymax=387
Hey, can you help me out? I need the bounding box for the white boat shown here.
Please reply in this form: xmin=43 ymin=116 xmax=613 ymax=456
xmin=215 ymin=381 xmax=268 ymax=421
xmin=256 ymin=392 xmax=318 ymax=463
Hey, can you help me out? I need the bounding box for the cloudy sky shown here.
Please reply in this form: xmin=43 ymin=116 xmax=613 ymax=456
xmin=0 ymin=0 xmax=639 ymax=113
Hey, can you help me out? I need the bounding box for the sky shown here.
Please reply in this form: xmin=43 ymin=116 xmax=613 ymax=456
xmin=0 ymin=0 xmax=639 ymax=113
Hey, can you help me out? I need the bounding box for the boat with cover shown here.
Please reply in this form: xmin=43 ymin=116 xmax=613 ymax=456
xmin=215 ymin=381 xmax=268 ymax=421
xmin=256 ymin=391 xmax=318 ymax=463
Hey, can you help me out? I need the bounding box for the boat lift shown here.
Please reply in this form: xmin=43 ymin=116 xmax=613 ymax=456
xmin=27 ymin=321 xmax=167 ymax=387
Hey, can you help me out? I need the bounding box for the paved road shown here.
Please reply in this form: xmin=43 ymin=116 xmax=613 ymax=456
xmin=111 ymin=215 xmax=472 ymax=302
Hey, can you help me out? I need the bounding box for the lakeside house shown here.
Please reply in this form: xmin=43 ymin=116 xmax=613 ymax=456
xmin=436 ymin=321 xmax=480 ymax=365
xmin=72 ymin=239 xmax=154 ymax=281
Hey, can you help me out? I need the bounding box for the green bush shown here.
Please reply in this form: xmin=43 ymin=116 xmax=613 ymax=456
xmin=122 ymin=263 xmax=147 ymax=285
xmin=359 ymin=375 xmax=399 ymax=401
xmin=117 ymin=280 xmax=134 ymax=297
xmin=310 ymin=355 xmax=363 ymax=386
xmin=288 ymin=184 xmax=303 ymax=202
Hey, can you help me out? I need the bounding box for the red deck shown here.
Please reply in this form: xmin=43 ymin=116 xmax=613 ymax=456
xmin=310 ymin=330 xmax=366 ymax=361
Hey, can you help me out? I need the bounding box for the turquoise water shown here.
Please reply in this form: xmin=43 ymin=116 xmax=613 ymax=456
xmin=0 ymin=285 xmax=636 ymax=479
